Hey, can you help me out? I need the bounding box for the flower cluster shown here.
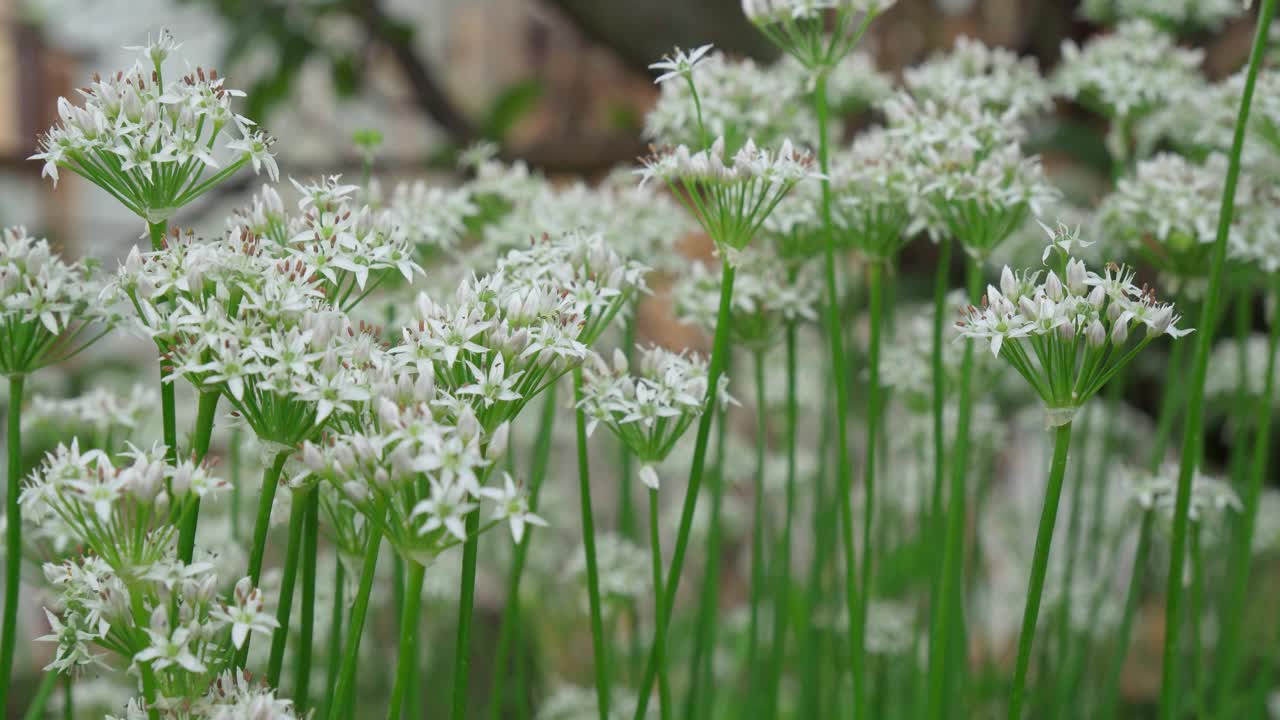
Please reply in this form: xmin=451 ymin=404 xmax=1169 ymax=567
xmin=0 ymin=227 xmax=114 ymax=375
xmin=640 ymin=137 xmax=818 ymax=253
xmin=1097 ymin=152 xmax=1244 ymax=286
xmin=885 ymin=95 xmax=1057 ymax=257
xmin=578 ymin=345 xmax=730 ymax=488
xmin=647 ymin=51 xmax=816 ymax=149
xmin=957 ymin=236 xmax=1191 ymax=422
xmin=25 ymin=384 xmax=155 ymax=442
xmin=1129 ymin=463 xmax=1242 ymax=527
xmin=904 ymin=36 xmax=1052 ymax=118
xmin=674 ymin=253 xmax=820 ymax=348
xmin=744 ymin=0 xmax=898 ymax=71
xmin=828 ymin=127 xmax=921 ymax=260
xmin=383 ymin=179 xmax=479 ymax=254
xmin=1055 ymin=20 xmax=1204 ymax=124
xmin=30 ymin=32 xmax=276 ymax=223
xmin=1080 ymin=0 xmax=1247 ymax=29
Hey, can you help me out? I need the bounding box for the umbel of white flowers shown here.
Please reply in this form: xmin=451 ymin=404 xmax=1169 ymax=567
xmin=956 ymin=225 xmax=1191 ymax=425
xmin=30 ymin=31 xmax=277 ymax=225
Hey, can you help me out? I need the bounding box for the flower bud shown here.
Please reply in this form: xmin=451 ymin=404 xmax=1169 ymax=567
xmin=1111 ymin=319 xmax=1130 ymax=345
xmin=1065 ymin=259 xmax=1087 ymax=295
xmin=1086 ymin=319 xmax=1106 ymax=348
xmin=1000 ymin=266 xmax=1017 ymax=299
xmin=1045 ymin=271 xmax=1064 ymax=301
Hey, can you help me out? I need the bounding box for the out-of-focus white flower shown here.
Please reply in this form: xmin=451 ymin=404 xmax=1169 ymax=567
xmin=905 ymin=36 xmax=1052 ymax=118
xmin=649 ymin=44 xmax=714 ymax=85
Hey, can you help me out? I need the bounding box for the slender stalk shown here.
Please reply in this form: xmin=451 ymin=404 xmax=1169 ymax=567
xmin=236 ymin=450 xmax=291 ymax=666
xmin=490 ymin=385 xmax=558 ymax=720
xmin=572 ymin=367 xmax=612 ymax=719
xmin=632 ymin=261 xmax=737 ymax=720
xmin=1187 ymin=525 xmax=1205 ymax=719
xmin=450 ymin=508 xmax=484 ymax=720
xmin=856 ymin=260 xmax=885 ymax=678
xmin=148 ymin=221 xmax=179 ymax=469
xmin=648 ymin=488 xmax=672 ymax=720
xmin=766 ymin=315 xmax=800 ymax=719
xmin=61 ymin=671 xmax=72 ymax=720
xmin=1 ymin=374 xmax=23 ymax=702
xmin=331 ymin=519 xmax=384 ymax=720
xmin=746 ymin=350 xmax=768 ymax=708
xmin=927 ymin=237 xmax=953 ymax=609
xmin=1099 ymin=511 xmax=1153 ymax=720
xmin=267 ymin=487 xmax=309 ymax=687
xmin=1214 ymin=275 xmax=1280 ymax=709
xmin=20 ymin=667 xmax=57 ymax=720
xmin=927 ymin=260 xmax=980 ymax=720
xmin=620 ymin=315 xmax=638 ymax=541
xmin=1007 ymin=422 xmax=1074 ymax=720
xmin=683 ymin=399 xmax=729 ymax=720
xmin=319 ymin=558 xmax=346 ymax=720
xmin=177 ymin=390 xmax=220 ymax=564
xmin=388 ymin=560 xmax=426 ymax=720
xmin=814 ymin=69 xmax=864 ymax=719
xmin=1160 ymin=5 xmax=1276 ymax=717
xmin=295 ymin=488 xmax=319 ymax=713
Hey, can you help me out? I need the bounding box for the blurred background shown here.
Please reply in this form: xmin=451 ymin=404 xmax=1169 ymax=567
xmin=0 ymin=0 xmax=1260 ymax=252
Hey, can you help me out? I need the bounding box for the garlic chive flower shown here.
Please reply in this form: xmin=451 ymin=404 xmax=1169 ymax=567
xmin=649 ymin=44 xmax=715 ymax=85
xmin=384 ymin=179 xmax=479 ymax=255
xmin=0 ymin=227 xmax=115 ymax=375
xmin=578 ymin=345 xmax=732 ymax=489
xmin=1129 ymin=463 xmax=1242 ymax=531
xmin=828 ymin=127 xmax=921 ymax=261
xmin=675 ymin=253 xmax=821 ymax=348
xmin=567 ymin=532 xmax=651 ymax=605
xmin=956 ymin=237 xmax=1191 ymax=425
xmin=640 ymin=137 xmax=818 ymax=254
xmin=30 ymin=34 xmax=275 ymax=223
xmin=886 ymin=95 xmax=1057 ymax=258
xmin=903 ymin=36 xmax=1052 ymax=119
xmin=1080 ymin=0 xmax=1247 ymax=30
xmin=25 ymin=384 xmax=155 ymax=442
xmin=646 ymin=52 xmax=817 ymax=150
xmin=1055 ymin=20 xmax=1204 ymax=150
xmin=1097 ymin=152 xmax=1245 ymax=289
xmin=743 ymin=0 xmax=898 ymax=71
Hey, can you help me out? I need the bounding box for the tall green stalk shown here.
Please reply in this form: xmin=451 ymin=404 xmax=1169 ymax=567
xmin=295 ymin=488 xmax=319 ymax=713
xmin=1007 ymin=422 xmax=1074 ymax=720
xmin=857 ymin=260 xmax=885 ymax=674
xmin=927 ymin=261 xmax=980 ymax=720
xmin=237 ymin=450 xmax=291 ymax=666
xmin=648 ymin=488 xmax=672 ymax=720
xmin=176 ymin=390 xmax=220 ymax=564
xmin=266 ymin=487 xmax=309 ymax=687
xmin=746 ymin=350 xmax=768 ymax=708
xmin=1 ymin=374 xmax=24 ymax=706
xmin=490 ymin=386 xmax=558 ymax=720
xmin=683 ymin=399 xmax=729 ymax=720
xmin=572 ymin=367 xmax=612 ymax=720
xmin=389 ymin=560 xmax=426 ymax=720
xmin=148 ymin=221 xmax=179 ymax=469
xmin=1160 ymin=5 xmax=1276 ymax=717
xmin=450 ymin=508 xmax=483 ymax=720
xmin=928 ymin=236 xmax=953 ymax=602
xmin=319 ymin=558 xmax=345 ymax=720
xmin=1214 ymin=274 xmax=1280 ymax=709
xmin=20 ymin=664 xmax=57 ymax=720
xmin=632 ymin=261 xmax=737 ymax=720
xmin=813 ymin=69 xmax=864 ymax=719
xmin=766 ymin=315 xmax=800 ymax=719
xmin=620 ymin=316 xmax=638 ymax=541
xmin=331 ymin=519 xmax=384 ymax=720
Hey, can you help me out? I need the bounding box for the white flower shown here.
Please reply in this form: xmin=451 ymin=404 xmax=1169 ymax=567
xmin=478 ymin=473 xmax=548 ymax=543
xmin=411 ymin=481 xmax=478 ymax=542
xmin=210 ymin=577 xmax=279 ymax=649
xmin=134 ymin=623 xmax=206 ymax=673
xmin=649 ymin=44 xmax=714 ymax=85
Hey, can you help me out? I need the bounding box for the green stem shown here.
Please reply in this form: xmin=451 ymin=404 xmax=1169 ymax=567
xmin=1007 ymin=422 xmax=1074 ymax=720
xmin=648 ymin=487 xmax=672 ymax=720
xmin=620 ymin=316 xmax=638 ymax=541
xmin=1099 ymin=511 xmax=1153 ymax=720
xmin=177 ymin=390 xmax=219 ymax=564
xmin=20 ymin=666 xmax=57 ymax=720
xmin=490 ymin=386 xmax=558 ymax=720
xmin=683 ymin=400 xmax=729 ymax=720
xmin=295 ymin=488 xmax=319 ymax=713
xmin=331 ymin=518 xmax=383 ymax=720
xmin=1160 ymin=4 xmax=1275 ymax=718
xmin=814 ymin=69 xmax=864 ymax=720
xmin=1 ymin=374 xmax=24 ymax=703
xmin=266 ymin=487 xmax=309 ymax=687
xmin=388 ymin=560 xmax=426 ymax=720
xmin=857 ymin=260 xmax=884 ymax=678
xmin=1149 ymin=341 xmax=1187 ymax=470
xmin=61 ymin=670 xmax=71 ymax=720
xmin=573 ymin=367 xmax=611 ymax=719
xmin=927 ymin=260 xmax=980 ymax=720
xmin=237 ymin=450 xmax=291 ymax=666
xmin=1187 ymin=525 xmax=1205 ymax=719
xmin=632 ymin=261 xmax=737 ymax=720
xmin=746 ymin=350 xmax=768 ymax=711
xmin=148 ymin=222 xmax=180 ymax=470
xmin=319 ymin=557 xmax=346 ymax=720
xmin=1214 ymin=275 xmax=1280 ymax=710
xmin=766 ymin=317 xmax=800 ymax=719
xmin=449 ymin=508 xmax=483 ymax=720
xmin=928 ymin=236 xmax=953 ymax=610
